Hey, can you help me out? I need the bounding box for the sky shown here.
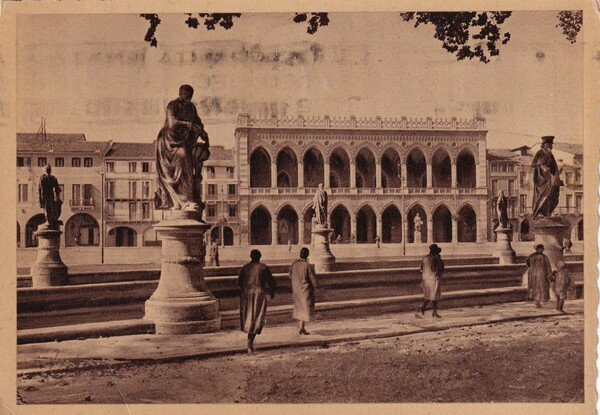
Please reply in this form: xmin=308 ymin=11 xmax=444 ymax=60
xmin=16 ymin=11 xmax=583 ymax=150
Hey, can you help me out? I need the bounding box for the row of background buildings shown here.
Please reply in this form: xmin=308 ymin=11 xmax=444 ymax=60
xmin=16 ymin=115 xmax=584 ymax=250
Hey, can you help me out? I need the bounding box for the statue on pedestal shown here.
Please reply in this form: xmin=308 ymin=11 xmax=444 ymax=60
xmin=413 ymin=213 xmax=423 ymax=243
xmin=496 ymin=190 xmax=509 ymax=229
xmin=38 ymin=164 xmax=63 ymax=228
xmin=313 ymin=183 xmax=328 ymax=228
xmin=531 ymin=136 xmax=562 ymax=219
xmin=154 ymin=84 xmax=210 ymax=214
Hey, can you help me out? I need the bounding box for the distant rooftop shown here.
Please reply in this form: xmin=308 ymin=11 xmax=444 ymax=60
xmin=553 ymin=142 xmax=583 ymax=156
xmin=486 ymin=149 xmax=519 ymax=162
xmin=237 ymin=114 xmax=487 ymax=131
xmin=17 ymin=133 xmax=108 ymax=154
xmin=105 ymin=141 xmax=155 ymax=158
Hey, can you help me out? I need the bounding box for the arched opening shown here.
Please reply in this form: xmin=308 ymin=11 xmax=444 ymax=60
xmin=277 ymin=205 xmax=298 ymax=244
xmin=25 ymin=214 xmax=46 ymax=247
xmin=250 ymin=206 xmax=272 ymax=245
xmin=210 ymin=227 xmax=221 ymax=245
xmin=355 ymin=148 xmax=376 ymax=188
xmin=303 ymin=148 xmax=324 ymax=188
xmin=223 ymin=226 xmax=234 ymax=246
xmin=329 ymin=148 xmax=350 ymax=188
xmin=381 ymin=148 xmax=401 ymax=188
xmin=577 ymin=219 xmax=583 ymax=241
xmin=382 ymin=205 xmax=402 ymax=243
xmin=520 ymin=219 xmax=530 ymax=235
xmin=431 ymin=149 xmax=452 ymax=188
xmin=143 ymin=226 xmax=161 ymax=246
xmin=250 ymin=148 xmax=271 ymax=188
xmin=457 ymin=204 xmax=477 ymax=242
xmin=330 ymin=205 xmax=351 ymax=243
xmin=432 ymin=205 xmax=452 ymax=243
xmin=108 ymin=226 xmax=137 ymax=247
xmin=17 ymin=221 xmax=21 ymax=248
xmin=65 ymin=213 xmax=100 ymax=246
xmin=356 ymin=205 xmax=376 ymax=243
xmin=303 ymin=207 xmax=315 ymax=244
xmin=456 ymin=150 xmax=476 ymax=188
xmin=407 ymin=205 xmax=427 ymax=243
xmin=406 ymin=148 xmax=427 ymax=188
xmin=276 ymin=147 xmax=298 ymax=188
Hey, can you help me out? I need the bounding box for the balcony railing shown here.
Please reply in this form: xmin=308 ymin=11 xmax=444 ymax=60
xmin=70 ymin=198 xmax=94 ymax=209
xmin=555 ymin=206 xmax=583 ymax=215
xmin=106 ymin=213 xmax=155 ymax=222
xmin=248 ymin=187 xmax=485 ymax=196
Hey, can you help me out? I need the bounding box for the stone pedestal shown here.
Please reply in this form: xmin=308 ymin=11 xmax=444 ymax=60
xmin=145 ymin=210 xmax=221 ymax=334
xmin=494 ymin=226 xmax=516 ymax=265
xmin=310 ymin=226 xmax=336 ymax=273
xmin=31 ymin=223 xmax=69 ymax=287
xmin=531 ymin=217 xmax=571 ymax=301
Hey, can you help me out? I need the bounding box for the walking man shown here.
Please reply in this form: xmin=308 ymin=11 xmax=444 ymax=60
xmin=375 ymin=235 xmax=381 ymax=248
xmin=289 ymin=247 xmax=318 ymax=335
xmin=416 ymin=244 xmax=445 ymax=318
xmin=208 ymin=239 xmax=220 ymax=266
xmin=526 ymin=244 xmax=553 ymax=308
xmin=238 ymin=249 xmax=277 ymax=353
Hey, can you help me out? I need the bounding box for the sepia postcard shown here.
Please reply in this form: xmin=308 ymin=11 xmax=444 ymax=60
xmin=0 ymin=0 xmax=598 ymax=414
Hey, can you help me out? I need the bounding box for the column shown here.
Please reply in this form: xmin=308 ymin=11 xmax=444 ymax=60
xmin=401 ymin=164 xmax=407 ymax=188
xmin=271 ymin=220 xmax=278 ymax=245
xmin=298 ymin=161 xmax=304 ymax=189
xmin=298 ymin=219 xmax=305 ymax=244
xmin=376 ymin=217 xmax=383 ymax=239
xmin=324 ymin=161 xmax=331 ymax=188
xmin=475 ymin=162 xmax=481 ymax=188
xmin=427 ymin=219 xmax=433 ymax=243
xmin=426 ymin=163 xmax=432 ymax=188
xmin=451 ymin=162 xmax=457 ymax=189
xmin=350 ymin=161 xmax=356 ymax=188
xmin=270 ymin=162 xmax=277 ymax=189
xmin=376 ymin=161 xmax=382 ymax=188
xmin=351 ymin=217 xmax=357 ymax=242
xmin=401 ymin=216 xmax=407 ymax=245
xmin=452 ymin=217 xmax=458 ymax=243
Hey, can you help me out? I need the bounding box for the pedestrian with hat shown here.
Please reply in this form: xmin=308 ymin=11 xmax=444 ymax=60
xmin=289 ymin=247 xmax=319 ymax=335
xmin=416 ymin=244 xmax=445 ymax=318
xmin=525 ymin=244 xmax=553 ymax=308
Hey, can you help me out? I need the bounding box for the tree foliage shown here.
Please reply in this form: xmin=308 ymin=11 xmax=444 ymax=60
xmin=556 ymin=10 xmax=583 ymax=44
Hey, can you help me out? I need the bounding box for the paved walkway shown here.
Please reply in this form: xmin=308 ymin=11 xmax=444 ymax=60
xmin=17 ymin=299 xmax=583 ymax=376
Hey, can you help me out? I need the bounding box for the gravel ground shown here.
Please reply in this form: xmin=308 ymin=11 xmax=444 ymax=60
xmin=17 ymin=313 xmax=583 ymax=404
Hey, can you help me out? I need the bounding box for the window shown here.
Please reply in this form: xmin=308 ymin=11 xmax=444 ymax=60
xmin=228 ymin=184 xmax=236 ymax=195
xmin=207 ymin=206 xmax=216 ymax=217
xmin=228 ymin=205 xmax=237 ymax=217
xmin=129 ymin=162 xmax=137 ymax=173
xmin=72 ymin=184 xmax=81 ymax=203
xmin=129 ymin=181 xmax=137 ymax=198
xmin=72 ymin=157 xmax=81 ymax=167
xmin=519 ymin=194 xmax=527 ymax=213
xmin=106 ymin=162 xmax=115 ymax=172
xmin=17 ymin=184 xmax=28 ymax=202
xmin=507 ymin=180 xmax=515 ymax=196
xmin=107 ymin=201 xmax=115 ymax=216
xmin=565 ymin=172 xmax=572 ymax=186
xmin=106 ymin=181 xmax=115 ymax=198
xmin=226 ymin=167 xmax=234 ymax=178
xmin=207 ymin=166 xmax=215 ymax=179
xmin=575 ymin=170 xmax=582 ymax=185
xmin=142 ymin=181 xmax=150 ymax=198
xmin=129 ymin=202 xmax=137 ymax=220
xmin=55 ymin=157 xmax=64 ymax=167
xmin=575 ymin=195 xmax=582 ymax=210
xmin=520 ymin=171 xmax=527 ymax=186
xmin=491 ymin=180 xmax=498 ymax=196
xmin=142 ymin=162 xmax=150 ymax=173
xmin=37 ymin=157 xmax=47 ymax=167
xmin=17 ymin=157 xmax=24 ymax=167
xmin=84 ymin=157 xmax=93 ymax=167
xmin=208 ymin=184 xmax=217 ymax=195
xmin=142 ymin=202 xmax=150 ymax=219
xmin=566 ymin=195 xmax=572 ymax=208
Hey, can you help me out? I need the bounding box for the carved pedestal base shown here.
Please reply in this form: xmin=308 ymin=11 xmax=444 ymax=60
xmin=145 ymin=210 xmax=221 ymax=334
xmin=310 ymin=226 xmax=336 ymax=273
xmin=31 ymin=223 xmax=69 ymax=287
xmin=494 ymin=227 xmax=516 ymax=265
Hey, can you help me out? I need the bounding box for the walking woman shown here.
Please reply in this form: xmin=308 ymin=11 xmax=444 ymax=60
xmin=289 ymin=247 xmax=319 ymax=335
xmin=417 ymin=244 xmax=445 ymax=318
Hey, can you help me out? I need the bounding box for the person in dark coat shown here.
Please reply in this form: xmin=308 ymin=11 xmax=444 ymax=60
xmin=289 ymin=247 xmax=318 ymax=335
xmin=416 ymin=244 xmax=445 ymax=318
xmin=526 ymin=244 xmax=553 ymax=308
xmin=551 ymin=259 xmax=571 ymax=313
xmin=238 ymin=249 xmax=277 ymax=353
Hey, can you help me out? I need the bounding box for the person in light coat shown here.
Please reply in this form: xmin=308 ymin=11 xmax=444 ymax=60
xmin=416 ymin=244 xmax=445 ymax=318
xmin=289 ymin=247 xmax=319 ymax=335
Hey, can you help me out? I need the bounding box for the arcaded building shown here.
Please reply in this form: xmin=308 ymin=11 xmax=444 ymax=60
xmin=235 ymin=114 xmax=489 ymax=247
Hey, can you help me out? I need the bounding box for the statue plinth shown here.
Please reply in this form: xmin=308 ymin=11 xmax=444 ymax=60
xmin=310 ymin=225 xmax=336 ymax=273
xmin=493 ymin=226 xmax=515 ymax=265
xmin=531 ymin=217 xmax=571 ymax=299
xmin=31 ymin=223 xmax=69 ymax=287
xmin=145 ymin=210 xmax=221 ymax=334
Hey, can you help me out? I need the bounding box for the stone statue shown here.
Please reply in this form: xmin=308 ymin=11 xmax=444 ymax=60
xmin=531 ymin=136 xmax=562 ymax=219
xmin=413 ymin=213 xmax=423 ymax=243
xmin=313 ymin=183 xmax=328 ymax=227
xmin=496 ymin=190 xmax=509 ymax=229
xmin=38 ymin=164 xmax=63 ymax=228
xmin=154 ymin=84 xmax=210 ymax=213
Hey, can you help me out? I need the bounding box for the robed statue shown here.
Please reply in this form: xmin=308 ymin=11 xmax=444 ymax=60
xmin=413 ymin=212 xmax=423 ymax=243
xmin=313 ymin=183 xmax=328 ymax=227
xmin=531 ymin=136 xmax=562 ymax=219
xmin=496 ymin=190 xmax=509 ymax=228
xmin=38 ymin=164 xmax=63 ymax=228
xmin=155 ymin=84 xmax=210 ymax=213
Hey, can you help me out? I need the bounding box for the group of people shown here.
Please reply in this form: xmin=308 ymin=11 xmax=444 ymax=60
xmin=525 ymin=244 xmax=571 ymax=313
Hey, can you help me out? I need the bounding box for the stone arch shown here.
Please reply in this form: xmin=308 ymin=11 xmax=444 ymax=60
xmin=356 ymin=204 xmax=377 ymax=243
xmin=107 ymin=226 xmax=137 ymax=247
xmin=250 ymin=205 xmax=272 ymax=245
xmin=457 ymin=203 xmax=477 ymax=242
xmin=431 ymin=148 xmax=452 ymax=188
xmin=407 ymin=204 xmax=427 ymax=243
xmin=456 ymin=148 xmax=477 ymax=188
xmin=250 ymin=147 xmax=272 ymax=188
xmin=381 ymin=147 xmax=402 ymax=188
xmin=329 ymin=146 xmax=351 ymax=188
xmin=277 ymin=204 xmax=299 ymax=244
xmin=274 ymin=141 xmax=302 ymax=159
xmin=330 ymin=203 xmax=351 ymax=243
xmin=355 ymin=147 xmax=376 ymax=188
xmin=143 ymin=226 xmax=161 ymax=246
xmin=381 ymin=204 xmax=402 ymax=243
xmin=432 ymin=204 xmax=452 ymax=243
xmin=303 ymin=147 xmax=325 ymax=188
xmin=65 ymin=213 xmax=100 ymax=246
xmin=25 ymin=214 xmax=46 ymax=248
xmin=302 ymin=205 xmax=315 ymax=244
xmin=276 ymin=146 xmax=298 ymax=188
xmin=406 ymin=147 xmax=427 ymax=188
